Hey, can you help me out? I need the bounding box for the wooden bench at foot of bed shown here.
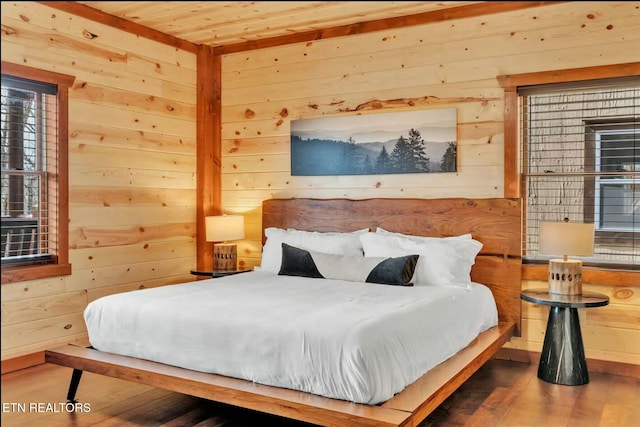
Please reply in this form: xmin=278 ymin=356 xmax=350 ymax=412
xmin=45 ymin=321 xmax=515 ymax=427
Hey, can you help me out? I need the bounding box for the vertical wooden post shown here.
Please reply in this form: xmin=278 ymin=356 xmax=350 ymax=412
xmin=502 ymin=86 xmax=520 ymax=199
xmin=196 ymin=46 xmax=222 ymax=271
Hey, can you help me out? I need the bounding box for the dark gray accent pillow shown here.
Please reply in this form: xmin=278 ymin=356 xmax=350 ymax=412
xmin=277 ymin=243 xmax=323 ymax=278
xmin=278 ymin=243 xmax=417 ymax=286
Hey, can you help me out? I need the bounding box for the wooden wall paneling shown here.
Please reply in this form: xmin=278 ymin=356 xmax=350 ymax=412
xmin=220 ymin=100 xmax=503 ymax=140
xmin=221 ymin=80 xmax=505 ymax=123
xmin=69 ymin=207 xmax=195 ymax=228
xmin=1 ymin=277 xmax=69 ymax=303
xmin=220 ymin=169 xmax=503 ymax=193
xmin=0 ymin=39 xmax=195 ymax=105
xmin=524 ymin=300 xmax=639 ymax=331
xmin=596 ymin=284 xmax=640 ymax=306
xmin=68 ymin=224 xmax=195 ymax=251
xmin=221 ymin=187 xmax=507 ymax=212
xmin=86 ymin=275 xmax=194 ymax=304
xmin=65 ymin=257 xmax=196 ymax=293
xmin=222 ymin=37 xmax=640 ymax=107
xmin=523 ymin=265 xmax=640 ymax=287
xmin=70 ymin=102 xmax=195 ymax=138
xmin=69 ymin=187 xmax=196 ymax=208
xmin=222 ymin=66 xmax=498 ymax=106
xmin=1 ymin=313 xmax=87 ymax=350
xmin=69 ymin=145 xmax=196 ymax=172
xmin=1 ymin=291 xmax=87 ymax=326
xmin=68 ymin=123 xmax=196 ymax=155
xmin=1 ymin=334 xmax=89 ymax=362
xmin=68 ymin=165 xmax=195 ymax=189
xmin=223 ymin=188 xmax=506 ymax=210
xmin=519 ymin=317 xmax=640 ymax=358
xmin=223 ymin=16 xmax=639 ymax=92
xmin=70 ymin=241 xmax=196 ymax=270
xmin=70 ymin=82 xmax=197 ymax=119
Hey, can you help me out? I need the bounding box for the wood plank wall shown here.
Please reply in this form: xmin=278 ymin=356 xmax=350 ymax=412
xmin=1 ymin=1 xmax=638 ymax=369
xmin=218 ymin=1 xmax=640 ymax=366
xmin=0 ymin=2 xmax=198 ymax=360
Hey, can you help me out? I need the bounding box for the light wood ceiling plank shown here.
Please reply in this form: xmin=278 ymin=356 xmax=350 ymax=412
xmin=179 ymin=1 xmax=481 ymax=44
xmin=76 ymin=1 xmax=486 ymax=47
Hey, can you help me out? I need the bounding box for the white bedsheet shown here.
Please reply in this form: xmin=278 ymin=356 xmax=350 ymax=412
xmin=84 ymin=271 xmax=498 ymax=405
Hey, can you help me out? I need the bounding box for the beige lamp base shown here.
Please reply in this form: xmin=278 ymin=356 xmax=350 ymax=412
xmin=214 ymin=243 xmax=238 ymax=271
xmin=548 ymin=259 xmax=583 ymax=295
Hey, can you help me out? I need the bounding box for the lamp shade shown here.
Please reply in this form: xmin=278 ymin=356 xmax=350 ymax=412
xmin=539 ymin=222 xmax=595 ymax=257
xmin=205 ymin=215 xmax=245 ymax=242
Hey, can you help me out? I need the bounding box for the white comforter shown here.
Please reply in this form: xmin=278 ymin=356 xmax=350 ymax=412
xmin=84 ymin=271 xmax=498 ymax=404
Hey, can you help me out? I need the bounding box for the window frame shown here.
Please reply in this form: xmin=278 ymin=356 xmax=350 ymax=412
xmin=498 ymin=62 xmax=640 ymax=283
xmin=591 ymin=125 xmax=638 ymax=233
xmin=1 ymin=62 xmax=74 ymax=284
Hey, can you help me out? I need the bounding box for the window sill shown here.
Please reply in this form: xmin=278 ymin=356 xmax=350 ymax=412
xmin=1 ymin=263 xmax=72 ymax=284
xmin=523 ymin=265 xmax=638 ymax=286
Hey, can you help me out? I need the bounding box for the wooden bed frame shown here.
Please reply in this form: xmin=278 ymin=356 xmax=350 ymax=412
xmin=45 ymin=197 xmax=522 ymax=427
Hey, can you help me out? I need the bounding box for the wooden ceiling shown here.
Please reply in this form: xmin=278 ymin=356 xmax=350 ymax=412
xmin=76 ymin=1 xmax=484 ymax=48
xmin=41 ymin=1 xmax=561 ymax=54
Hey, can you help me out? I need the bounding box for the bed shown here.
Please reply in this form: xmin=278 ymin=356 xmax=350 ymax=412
xmin=45 ymin=197 xmax=522 ymax=427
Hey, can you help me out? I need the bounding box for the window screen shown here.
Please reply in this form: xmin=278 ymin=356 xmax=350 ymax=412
xmin=520 ymin=77 xmax=639 ymax=269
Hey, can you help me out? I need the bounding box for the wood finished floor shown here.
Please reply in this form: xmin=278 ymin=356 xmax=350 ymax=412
xmin=1 ymin=359 xmax=639 ymax=427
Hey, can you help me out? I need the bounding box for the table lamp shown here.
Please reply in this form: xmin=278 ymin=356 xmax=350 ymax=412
xmin=206 ymin=215 xmax=245 ymax=271
xmin=539 ymin=220 xmax=595 ymax=295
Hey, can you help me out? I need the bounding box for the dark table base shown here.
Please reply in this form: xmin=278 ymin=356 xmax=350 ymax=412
xmin=538 ymin=306 xmax=589 ymax=385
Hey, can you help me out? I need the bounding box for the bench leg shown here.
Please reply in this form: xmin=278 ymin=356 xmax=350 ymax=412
xmin=66 ymin=369 xmax=84 ymax=403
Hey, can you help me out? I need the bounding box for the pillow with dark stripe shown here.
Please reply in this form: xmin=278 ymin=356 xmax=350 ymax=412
xmin=278 ymin=243 xmax=418 ymax=286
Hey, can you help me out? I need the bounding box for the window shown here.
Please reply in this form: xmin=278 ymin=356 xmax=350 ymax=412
xmin=1 ymin=62 xmax=74 ymax=283
xmin=518 ymin=78 xmax=638 ymax=270
xmin=588 ymin=123 xmax=638 ymax=233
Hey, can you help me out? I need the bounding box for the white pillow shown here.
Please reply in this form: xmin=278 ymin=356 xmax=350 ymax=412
xmin=360 ymin=232 xmax=482 ymax=289
xmin=260 ymin=227 xmax=367 ymax=273
xmin=375 ymin=227 xmax=472 ymax=242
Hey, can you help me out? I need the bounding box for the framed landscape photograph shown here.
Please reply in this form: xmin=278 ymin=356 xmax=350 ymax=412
xmin=290 ymin=108 xmax=457 ymax=176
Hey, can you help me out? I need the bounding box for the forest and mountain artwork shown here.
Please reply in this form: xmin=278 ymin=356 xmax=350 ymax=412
xmin=290 ymin=108 xmax=457 ymax=176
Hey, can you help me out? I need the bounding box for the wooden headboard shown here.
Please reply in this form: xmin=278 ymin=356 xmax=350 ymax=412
xmin=262 ymin=197 xmax=522 ymax=334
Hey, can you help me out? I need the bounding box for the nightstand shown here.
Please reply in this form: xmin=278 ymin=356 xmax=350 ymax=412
xmin=520 ymin=288 xmax=609 ymax=386
xmin=190 ymin=269 xmax=251 ymax=278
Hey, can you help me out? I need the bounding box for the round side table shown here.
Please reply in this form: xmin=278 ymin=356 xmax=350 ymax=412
xmin=520 ymin=288 xmax=609 ymax=386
